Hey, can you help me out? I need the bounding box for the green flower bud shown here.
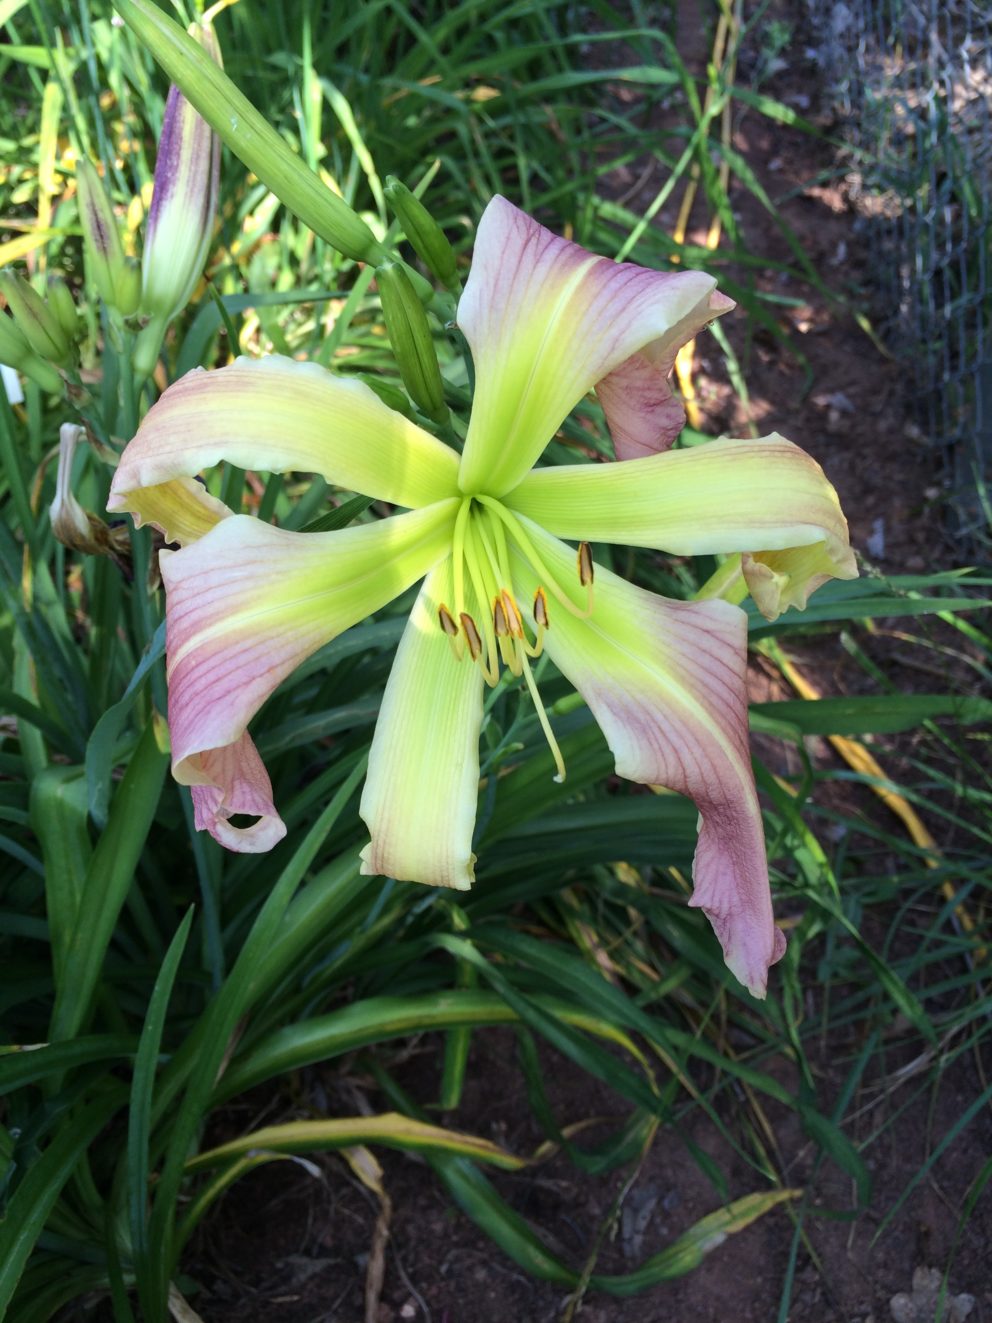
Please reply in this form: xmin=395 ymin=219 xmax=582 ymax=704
xmin=0 ymin=308 xmax=31 ymax=365
xmin=356 ymin=373 xmax=415 ymax=419
xmin=0 ymin=269 xmax=72 ymax=365
xmin=75 ymin=158 xmax=134 ymax=315
xmin=46 ymin=273 xmax=82 ymax=344
xmin=0 ymin=309 xmax=64 ymax=394
xmin=117 ymin=257 xmax=142 ymax=318
xmin=112 ymin=0 xmax=384 ymax=263
xmin=385 ymin=177 xmax=458 ymax=288
xmin=376 ymin=261 xmax=448 ymax=426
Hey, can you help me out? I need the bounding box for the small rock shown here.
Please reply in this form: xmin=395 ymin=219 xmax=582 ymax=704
xmin=812 ymin=390 xmax=856 ymax=413
xmin=889 ymin=1266 xmax=975 ymax=1323
xmin=866 ymin=517 xmax=886 ymax=558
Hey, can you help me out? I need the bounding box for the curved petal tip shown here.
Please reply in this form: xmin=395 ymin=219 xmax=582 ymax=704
xmin=184 ymin=733 xmax=287 ymax=854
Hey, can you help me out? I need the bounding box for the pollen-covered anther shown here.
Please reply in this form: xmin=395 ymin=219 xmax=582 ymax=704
xmin=459 ymin=611 xmax=483 ymax=661
xmin=533 ymin=587 xmax=549 ymax=630
xmin=577 ymin=541 xmax=594 ymax=587
xmin=492 ymin=595 xmax=510 ymax=637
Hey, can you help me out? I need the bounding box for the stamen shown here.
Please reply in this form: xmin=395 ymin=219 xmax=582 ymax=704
xmin=520 ymin=653 xmax=566 ymax=783
xmin=578 ymin=541 xmax=594 ymax=587
xmin=460 ymin=612 xmax=483 ymax=661
xmin=533 ymin=587 xmax=549 ymax=629
xmin=462 ymin=518 xmax=500 ymax=679
xmin=439 ymin=601 xmax=464 ymax=660
xmin=474 ymin=494 xmax=592 ymax=619
xmin=500 ymin=589 xmax=524 ymax=639
xmin=451 ymin=497 xmax=472 ymax=619
xmin=492 ymin=596 xmax=509 ymax=637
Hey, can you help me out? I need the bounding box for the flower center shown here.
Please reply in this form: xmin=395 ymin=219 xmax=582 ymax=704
xmin=438 ymin=495 xmax=594 ymax=782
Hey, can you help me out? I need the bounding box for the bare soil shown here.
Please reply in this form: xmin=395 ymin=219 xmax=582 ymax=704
xmin=180 ymin=4 xmax=991 ymax=1321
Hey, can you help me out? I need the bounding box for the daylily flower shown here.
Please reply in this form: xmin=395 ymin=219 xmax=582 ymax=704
xmin=108 ymin=196 xmax=856 ymax=997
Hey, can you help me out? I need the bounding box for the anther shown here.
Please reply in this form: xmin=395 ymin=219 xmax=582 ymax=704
xmin=533 ymin=587 xmax=549 ymax=630
xmin=492 ymin=596 xmax=510 ymax=637
xmin=438 ymin=603 xmax=460 ymax=637
xmin=459 ymin=612 xmax=483 ymax=661
xmin=501 ymin=590 xmax=524 ymax=639
xmin=577 ymin=541 xmax=594 ymax=587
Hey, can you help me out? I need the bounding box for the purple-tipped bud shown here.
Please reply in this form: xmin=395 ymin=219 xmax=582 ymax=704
xmin=76 ymin=159 xmax=134 ymax=315
xmin=140 ymin=21 xmax=221 ymax=326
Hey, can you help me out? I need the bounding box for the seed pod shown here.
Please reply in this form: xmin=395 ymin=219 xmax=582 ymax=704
xmin=385 ymin=176 xmax=458 ymax=288
xmin=376 ymin=261 xmax=448 ymax=425
xmin=0 ymin=269 xmax=72 ymax=365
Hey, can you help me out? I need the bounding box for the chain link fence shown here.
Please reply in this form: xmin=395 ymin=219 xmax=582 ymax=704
xmin=805 ymin=0 xmax=992 ymax=544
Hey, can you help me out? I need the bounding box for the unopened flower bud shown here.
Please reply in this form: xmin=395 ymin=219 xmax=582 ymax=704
xmin=113 ymin=0 xmax=384 ymax=263
xmin=357 ymin=373 xmax=415 ymax=419
xmin=134 ymin=21 xmax=222 ymax=377
xmin=117 ymin=257 xmax=142 ymax=317
xmin=46 ymin=273 xmax=82 ymax=344
xmin=142 ymin=23 xmax=221 ymax=320
xmin=0 ymin=269 xmax=72 ymax=365
xmin=0 ymin=309 xmax=64 ymax=394
xmin=385 ymin=177 xmax=458 ymax=288
xmin=376 ymin=261 xmax=448 ymax=425
xmin=75 ymin=158 xmax=135 ymax=315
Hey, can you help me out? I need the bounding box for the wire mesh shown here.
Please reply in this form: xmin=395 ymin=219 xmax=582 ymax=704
xmin=804 ymin=0 xmax=992 ymax=543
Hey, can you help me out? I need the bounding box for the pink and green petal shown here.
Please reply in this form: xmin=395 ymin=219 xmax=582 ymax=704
xmin=360 ymin=557 xmax=484 ymax=890
xmin=122 ymin=475 xmax=232 ymax=545
xmin=456 ymin=195 xmax=731 ymax=497
xmin=162 ymin=500 xmax=457 ymax=851
xmin=595 ymin=289 xmax=735 ymax=461
xmin=509 ymin=521 xmax=785 ymax=997
xmin=108 ymin=355 xmax=461 ymax=515
xmin=507 ymin=433 xmax=858 ymax=612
